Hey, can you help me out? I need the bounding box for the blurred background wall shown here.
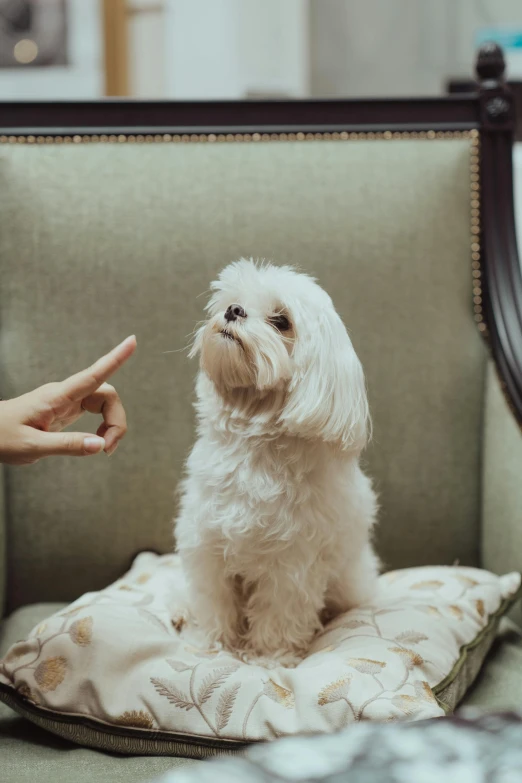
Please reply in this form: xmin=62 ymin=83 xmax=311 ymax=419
xmin=0 ymin=0 xmax=521 ymax=101
xmin=311 ymin=0 xmax=522 ymax=97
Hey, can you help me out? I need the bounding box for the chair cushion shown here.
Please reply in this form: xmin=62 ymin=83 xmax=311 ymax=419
xmin=1 ymin=554 xmax=519 ymax=758
xmin=0 ymin=604 xmax=194 ymax=783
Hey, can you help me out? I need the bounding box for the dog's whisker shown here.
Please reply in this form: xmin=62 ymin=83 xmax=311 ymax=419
xmin=161 ymin=323 xmax=207 ymax=356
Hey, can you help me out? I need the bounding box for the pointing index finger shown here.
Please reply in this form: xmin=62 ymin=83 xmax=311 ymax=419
xmin=61 ymin=336 xmax=137 ymax=400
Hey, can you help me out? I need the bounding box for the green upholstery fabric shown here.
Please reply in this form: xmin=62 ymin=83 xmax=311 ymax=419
xmin=462 ymin=618 xmax=522 ymax=711
xmin=0 ymin=604 xmax=195 ymax=783
xmin=0 ymin=138 xmax=485 ymax=610
xmin=482 ymin=362 xmax=522 ymax=625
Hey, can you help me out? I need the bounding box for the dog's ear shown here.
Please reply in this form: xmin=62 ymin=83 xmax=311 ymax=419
xmin=279 ymin=305 xmax=369 ymax=452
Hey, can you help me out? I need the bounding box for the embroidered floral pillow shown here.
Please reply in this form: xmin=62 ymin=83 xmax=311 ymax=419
xmin=0 ymin=553 xmax=519 ymax=758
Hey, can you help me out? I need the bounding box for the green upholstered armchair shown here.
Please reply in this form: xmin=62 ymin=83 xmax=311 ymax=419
xmin=1 ymin=43 xmax=522 ymax=781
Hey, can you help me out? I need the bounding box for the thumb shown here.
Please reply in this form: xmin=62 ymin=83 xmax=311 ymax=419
xmin=33 ymin=431 xmax=106 ymax=458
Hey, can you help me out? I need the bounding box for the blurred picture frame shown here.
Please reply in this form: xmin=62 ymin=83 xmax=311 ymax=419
xmin=0 ymin=0 xmax=103 ymax=98
xmin=0 ymin=0 xmax=68 ymax=68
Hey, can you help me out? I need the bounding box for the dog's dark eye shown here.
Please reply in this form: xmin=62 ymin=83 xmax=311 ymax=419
xmin=269 ymin=314 xmax=291 ymax=332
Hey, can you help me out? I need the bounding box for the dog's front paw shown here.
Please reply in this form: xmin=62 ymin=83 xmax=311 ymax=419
xmin=239 ymin=650 xmax=303 ymax=669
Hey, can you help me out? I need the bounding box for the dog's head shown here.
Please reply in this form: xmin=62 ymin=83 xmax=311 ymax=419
xmin=191 ymin=259 xmax=369 ymax=452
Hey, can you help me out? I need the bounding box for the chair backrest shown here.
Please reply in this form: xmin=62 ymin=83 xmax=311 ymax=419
xmin=0 ymin=130 xmax=486 ymax=610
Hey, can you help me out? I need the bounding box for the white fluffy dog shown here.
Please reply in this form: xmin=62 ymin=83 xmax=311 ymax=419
xmin=175 ymin=259 xmax=379 ymax=664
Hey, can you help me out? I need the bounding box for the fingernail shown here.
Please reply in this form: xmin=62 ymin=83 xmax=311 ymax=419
xmin=84 ymin=436 xmax=105 ymax=454
xmin=106 ymin=442 xmax=119 ymax=457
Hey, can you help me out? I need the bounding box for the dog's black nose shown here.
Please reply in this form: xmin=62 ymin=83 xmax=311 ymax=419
xmin=225 ymin=304 xmax=246 ymax=322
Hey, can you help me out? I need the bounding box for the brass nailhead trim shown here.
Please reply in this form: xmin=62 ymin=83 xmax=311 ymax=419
xmin=0 ymin=128 xmax=481 ymax=335
xmin=0 ymin=130 xmax=475 ymax=146
xmin=469 ymin=134 xmax=484 ymax=334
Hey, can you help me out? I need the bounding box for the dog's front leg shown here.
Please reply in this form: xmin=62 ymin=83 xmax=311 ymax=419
xmin=180 ymin=546 xmax=241 ymax=650
xmin=323 ymin=542 xmax=380 ymax=622
xmin=243 ymin=564 xmax=325 ymax=664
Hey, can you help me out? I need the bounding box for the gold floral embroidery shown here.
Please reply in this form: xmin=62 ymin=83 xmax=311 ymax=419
xmin=394 ymin=631 xmax=428 ymax=644
xmin=347 ymin=658 xmax=386 ymax=675
xmin=410 ymin=580 xmax=444 ymax=591
xmin=456 ymin=575 xmax=479 ymax=587
xmin=9 ymin=641 xmax=34 ymax=660
xmin=151 ymin=661 xmax=241 ymax=737
xmin=318 ymin=677 xmax=351 ymax=706
xmin=197 ymin=666 xmax=241 ymax=706
xmin=35 ymin=623 xmax=47 ymax=636
xmin=392 ymin=694 xmax=419 ymax=715
xmin=263 ymin=679 xmax=295 ymax=708
xmin=59 ymin=605 xmax=86 ymax=616
xmin=449 ymin=605 xmax=464 ymax=620
xmin=476 ymin=599 xmax=485 ymax=618
xmin=391 ymin=683 xmax=436 ymax=715
xmin=338 ymin=618 xmax=371 ymax=630
xmin=34 ymin=656 xmax=67 ymax=692
xmin=69 ymin=617 xmax=93 ymax=646
xmin=419 ymin=605 xmax=443 ymax=618
xmin=137 ymin=608 xmax=170 ymax=633
xmin=136 ymin=574 xmax=151 ymax=585
xmin=242 ymin=678 xmax=296 ymax=739
xmin=389 ymin=647 xmax=424 ymax=668
xmin=151 ymin=679 xmax=194 ymax=710
xmin=415 ymin=680 xmax=437 ymax=703
xmin=215 ymin=684 xmax=240 ymax=732
xmin=166 ymin=659 xmax=193 ymax=673
xmin=117 ymin=710 xmax=154 ymax=729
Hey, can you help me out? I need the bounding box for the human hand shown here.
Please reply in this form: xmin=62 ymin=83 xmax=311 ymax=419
xmin=0 ymin=335 xmax=137 ymax=465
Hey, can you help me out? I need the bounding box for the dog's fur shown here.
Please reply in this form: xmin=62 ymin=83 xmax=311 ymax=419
xmin=175 ymin=259 xmax=379 ymax=664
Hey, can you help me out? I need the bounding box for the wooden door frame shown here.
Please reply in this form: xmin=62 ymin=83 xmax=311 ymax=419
xmin=102 ymin=0 xmax=129 ymax=97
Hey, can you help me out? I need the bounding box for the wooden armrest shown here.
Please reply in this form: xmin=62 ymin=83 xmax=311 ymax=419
xmin=477 ymin=44 xmax=522 ymax=429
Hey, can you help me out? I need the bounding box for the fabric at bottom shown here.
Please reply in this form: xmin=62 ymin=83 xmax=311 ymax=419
xmin=153 ymin=712 xmax=522 ymax=783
